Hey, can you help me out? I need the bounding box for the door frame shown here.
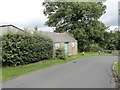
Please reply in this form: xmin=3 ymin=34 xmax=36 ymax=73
xmin=64 ymin=42 xmax=69 ymax=54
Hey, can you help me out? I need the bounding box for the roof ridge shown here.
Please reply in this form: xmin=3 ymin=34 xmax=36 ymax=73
xmin=0 ymin=24 xmax=24 ymax=31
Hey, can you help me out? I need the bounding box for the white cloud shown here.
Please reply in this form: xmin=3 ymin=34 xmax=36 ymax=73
xmin=100 ymin=0 xmax=119 ymax=26
xmin=39 ymin=27 xmax=54 ymax=32
xmin=0 ymin=0 xmax=46 ymax=27
xmin=0 ymin=0 xmax=119 ymax=30
xmin=106 ymin=26 xmax=118 ymax=32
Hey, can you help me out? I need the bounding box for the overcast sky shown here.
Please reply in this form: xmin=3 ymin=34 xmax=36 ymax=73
xmin=0 ymin=0 xmax=119 ymax=31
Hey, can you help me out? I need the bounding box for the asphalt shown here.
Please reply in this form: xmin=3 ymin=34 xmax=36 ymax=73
xmin=2 ymin=56 xmax=118 ymax=88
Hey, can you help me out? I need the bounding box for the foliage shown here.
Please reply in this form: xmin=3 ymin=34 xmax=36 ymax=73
xmin=115 ymin=61 xmax=120 ymax=76
xmin=104 ymin=50 xmax=112 ymax=54
xmin=55 ymin=48 xmax=66 ymax=60
xmin=0 ymin=37 xmax=2 ymax=56
xmin=90 ymin=44 xmax=104 ymax=52
xmin=112 ymin=50 xmax=119 ymax=56
xmin=2 ymin=31 xmax=53 ymax=66
xmin=0 ymin=44 xmax=2 ymax=63
xmin=43 ymin=2 xmax=107 ymax=51
xmin=102 ymin=31 xmax=119 ymax=50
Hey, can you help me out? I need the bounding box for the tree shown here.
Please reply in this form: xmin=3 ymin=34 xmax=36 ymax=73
xmin=43 ymin=2 xmax=107 ymax=51
xmin=102 ymin=30 xmax=119 ymax=50
xmin=34 ymin=26 xmax=38 ymax=31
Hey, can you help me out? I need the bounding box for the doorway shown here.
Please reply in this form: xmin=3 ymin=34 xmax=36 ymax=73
xmin=64 ymin=42 xmax=69 ymax=54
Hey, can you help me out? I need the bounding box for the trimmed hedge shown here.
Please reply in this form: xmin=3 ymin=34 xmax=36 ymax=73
xmin=2 ymin=32 xmax=53 ymax=66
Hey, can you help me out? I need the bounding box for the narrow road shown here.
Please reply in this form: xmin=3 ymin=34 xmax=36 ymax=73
xmin=2 ymin=56 xmax=117 ymax=88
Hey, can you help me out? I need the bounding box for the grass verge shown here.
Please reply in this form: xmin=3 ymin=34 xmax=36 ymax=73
xmin=115 ymin=61 xmax=120 ymax=75
xmin=2 ymin=52 xmax=111 ymax=81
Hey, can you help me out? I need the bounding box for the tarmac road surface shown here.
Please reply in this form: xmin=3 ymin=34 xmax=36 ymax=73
xmin=2 ymin=56 xmax=118 ymax=88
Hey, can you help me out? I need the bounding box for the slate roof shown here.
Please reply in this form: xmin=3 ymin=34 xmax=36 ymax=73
xmin=41 ymin=32 xmax=77 ymax=42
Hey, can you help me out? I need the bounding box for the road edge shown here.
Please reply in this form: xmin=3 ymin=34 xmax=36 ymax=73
xmin=112 ymin=61 xmax=120 ymax=89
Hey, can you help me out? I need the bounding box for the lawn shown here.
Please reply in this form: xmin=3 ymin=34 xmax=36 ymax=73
xmin=2 ymin=52 xmax=111 ymax=81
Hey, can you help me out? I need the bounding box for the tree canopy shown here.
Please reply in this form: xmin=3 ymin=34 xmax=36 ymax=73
xmin=43 ymin=2 xmax=118 ymax=51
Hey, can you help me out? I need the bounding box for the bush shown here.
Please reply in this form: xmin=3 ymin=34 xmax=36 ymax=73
xmin=112 ymin=50 xmax=119 ymax=56
xmin=2 ymin=31 xmax=53 ymax=66
xmin=90 ymin=44 xmax=104 ymax=52
xmin=104 ymin=50 xmax=112 ymax=53
xmin=55 ymin=48 xmax=66 ymax=60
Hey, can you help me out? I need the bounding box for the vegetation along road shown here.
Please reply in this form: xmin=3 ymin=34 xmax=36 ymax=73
xmin=3 ymin=56 xmax=117 ymax=88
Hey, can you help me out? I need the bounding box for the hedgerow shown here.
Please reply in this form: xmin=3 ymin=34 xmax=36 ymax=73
xmin=2 ymin=31 xmax=53 ymax=66
xmin=55 ymin=48 xmax=66 ymax=60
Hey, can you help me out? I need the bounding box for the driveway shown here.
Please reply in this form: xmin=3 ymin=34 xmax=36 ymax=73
xmin=2 ymin=56 xmax=118 ymax=88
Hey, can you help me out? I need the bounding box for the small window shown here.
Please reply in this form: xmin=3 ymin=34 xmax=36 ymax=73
xmin=55 ymin=43 xmax=60 ymax=49
xmin=72 ymin=42 xmax=75 ymax=47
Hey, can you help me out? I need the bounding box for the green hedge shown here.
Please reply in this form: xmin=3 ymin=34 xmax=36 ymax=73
xmin=2 ymin=32 xmax=53 ymax=66
xmin=55 ymin=48 xmax=66 ymax=60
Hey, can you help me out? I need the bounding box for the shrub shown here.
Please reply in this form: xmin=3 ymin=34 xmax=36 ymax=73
xmin=2 ymin=31 xmax=53 ymax=66
xmin=55 ymin=48 xmax=66 ymax=60
xmin=104 ymin=50 xmax=112 ymax=53
xmin=90 ymin=44 xmax=104 ymax=52
xmin=112 ymin=50 xmax=119 ymax=56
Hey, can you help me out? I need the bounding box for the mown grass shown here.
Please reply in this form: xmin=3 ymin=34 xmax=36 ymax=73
xmin=2 ymin=52 xmax=111 ymax=81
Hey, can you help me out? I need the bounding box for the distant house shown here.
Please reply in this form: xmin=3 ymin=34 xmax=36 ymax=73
xmin=0 ymin=24 xmax=24 ymax=36
xmin=41 ymin=32 xmax=78 ymax=56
